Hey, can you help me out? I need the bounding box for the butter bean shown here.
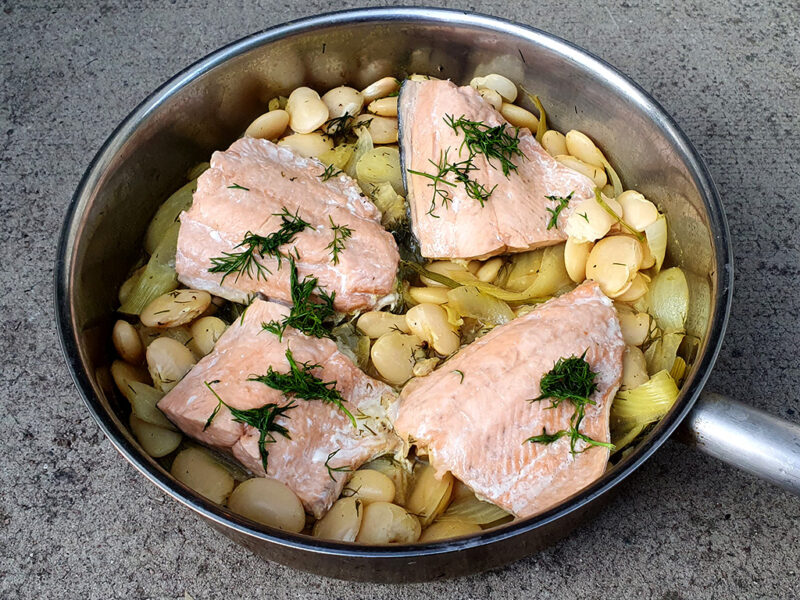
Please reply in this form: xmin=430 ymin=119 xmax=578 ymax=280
xmin=367 ymin=96 xmax=398 ymax=117
xmin=585 ymin=236 xmax=643 ymax=297
xmin=188 ymin=316 xmax=227 ymax=357
xmin=541 ymin=130 xmax=568 ymax=157
xmin=171 ymin=447 xmax=234 ymax=504
xmin=470 ymin=73 xmax=517 ymax=102
xmin=355 ymin=502 xmax=421 ymax=544
xmin=244 ymin=109 xmax=289 ymax=140
xmin=555 ymin=154 xmax=608 ymax=187
xmin=405 ymin=303 xmax=460 ymax=356
xmin=617 ymin=190 xmax=659 ymax=232
xmin=140 ymin=289 xmax=211 ymax=328
xmin=370 ymin=331 xmax=425 ymax=385
xmin=286 ymin=87 xmax=329 ymax=134
xmin=313 ymin=497 xmax=363 ymax=541
xmin=500 ymin=102 xmax=538 ymax=131
xmin=476 ymin=87 xmax=503 ymax=110
xmin=565 ymin=130 xmax=606 ymax=169
xmin=346 ymin=469 xmax=396 ymax=504
xmin=408 ymin=286 xmax=450 ymax=305
xmin=564 ymin=238 xmax=594 ymax=283
xmin=321 ymin=86 xmax=364 ymax=119
xmin=145 ymin=337 xmax=196 ymax=392
xmin=353 ymin=114 xmax=398 ymax=144
xmin=278 ymin=132 xmax=334 ymax=158
xmin=112 ymin=319 xmax=144 ymax=364
xmin=357 ymin=311 xmax=410 ymax=338
xmin=227 ymin=478 xmax=305 ymax=533
xmin=361 ymin=76 xmax=400 ymax=102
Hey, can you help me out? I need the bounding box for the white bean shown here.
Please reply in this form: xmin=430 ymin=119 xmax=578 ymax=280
xmin=565 ymin=130 xmax=606 ymax=169
xmin=356 ymin=311 xmax=410 ymax=338
xmin=476 ymin=257 xmax=503 ymax=283
xmin=555 ymin=154 xmax=608 ymax=187
xmin=346 ymin=469 xmax=396 ymax=504
xmin=408 ymin=286 xmax=449 ymax=305
xmin=476 ymin=87 xmax=503 ymax=110
xmin=353 ymin=114 xmax=398 ymax=144
xmin=406 ymin=463 xmax=454 ymax=527
xmin=470 ymin=73 xmax=517 ymax=102
xmin=420 ymin=520 xmax=482 ymax=542
xmin=227 ymin=478 xmax=305 ymax=533
xmin=355 ymin=502 xmax=421 ymax=544
xmin=111 ymin=359 xmax=151 ymax=395
xmin=564 ymin=238 xmax=594 ymax=283
xmin=617 ymin=190 xmax=659 ymax=232
xmin=500 ymin=102 xmax=538 ymax=131
xmin=408 ymin=73 xmax=439 ymax=81
xmin=140 ymin=289 xmax=211 ymax=328
xmin=244 ymin=109 xmax=289 ymax=140
xmin=618 ymin=310 xmax=650 ymax=346
xmin=585 ymin=236 xmax=643 ymax=297
xmin=615 ymin=272 xmax=649 ymax=302
xmin=420 ymin=260 xmax=473 ymax=287
xmin=541 ymin=130 xmax=568 ymax=157
xmin=129 ymin=414 xmax=181 ymax=458
xmin=112 ymin=319 xmax=144 ymax=364
xmin=367 ymin=96 xmax=398 ymax=117
xmin=171 ymin=447 xmax=234 ymax=504
xmin=188 ymin=316 xmax=227 ymax=357
xmin=406 ymin=303 xmax=460 ymax=356
xmin=286 ymin=87 xmax=329 ymax=134
xmin=370 ymin=331 xmax=424 ymax=385
xmin=313 ymin=497 xmax=363 ymax=541
xmin=321 ymin=86 xmax=364 ymax=120
xmin=564 ymin=194 xmax=623 ymax=243
xmin=621 ymin=346 xmax=649 ymax=390
xmin=361 ymin=76 xmax=400 ymax=102
xmin=146 ymin=337 xmax=196 ymax=392
xmin=278 ymin=132 xmax=333 ymax=158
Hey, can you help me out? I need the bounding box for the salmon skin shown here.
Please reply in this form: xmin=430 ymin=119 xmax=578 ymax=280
xmin=393 ymin=282 xmax=624 ymax=518
xmin=175 ymin=137 xmax=400 ymax=313
xmin=398 ymin=79 xmax=596 ymax=260
xmin=158 ymin=298 xmax=402 ymax=518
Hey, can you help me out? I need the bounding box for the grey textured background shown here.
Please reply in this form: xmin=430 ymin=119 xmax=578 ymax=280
xmin=2 ymin=1 xmax=799 ymax=598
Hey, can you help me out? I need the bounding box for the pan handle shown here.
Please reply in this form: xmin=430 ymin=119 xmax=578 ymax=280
xmin=678 ymin=392 xmax=800 ymax=495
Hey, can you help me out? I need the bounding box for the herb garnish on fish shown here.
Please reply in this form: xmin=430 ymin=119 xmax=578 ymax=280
xmin=203 ymin=380 xmax=295 ymax=474
xmin=319 ymin=164 xmax=343 ymax=181
xmin=444 ymin=114 xmax=524 ymax=177
xmin=249 ymin=348 xmax=356 ymax=427
xmin=327 ymin=217 xmax=353 ymax=265
xmin=544 ymin=191 xmax=574 ymax=229
xmin=208 ymin=207 xmax=310 ymax=282
xmin=324 ymin=448 xmax=353 ymax=481
xmin=262 ymin=258 xmax=335 ymax=340
xmin=227 ymin=183 xmax=250 ymax=191
xmin=525 ymin=352 xmax=615 ymax=454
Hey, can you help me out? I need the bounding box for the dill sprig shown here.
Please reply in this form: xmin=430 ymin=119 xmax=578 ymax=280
xmin=544 ymin=191 xmax=574 ymax=230
xmin=324 ymin=112 xmax=366 ymax=144
xmin=525 ymin=352 xmax=615 ymax=454
xmin=444 ymin=114 xmax=524 ymax=177
xmin=208 ymin=207 xmax=310 ymax=282
xmin=249 ymin=348 xmax=355 ymax=427
xmin=326 ymin=216 xmax=353 ymax=265
xmin=324 ymin=448 xmax=353 ymax=481
xmin=227 ymin=183 xmax=250 ymax=191
xmin=319 ymin=164 xmax=342 ymax=181
xmin=408 ymin=148 xmax=496 ymax=217
xmin=262 ymin=258 xmax=335 ymax=340
xmin=203 ymin=380 xmax=294 ymax=474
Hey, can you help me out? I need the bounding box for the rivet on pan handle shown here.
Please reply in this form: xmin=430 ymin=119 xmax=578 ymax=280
xmin=678 ymin=392 xmax=800 ymax=495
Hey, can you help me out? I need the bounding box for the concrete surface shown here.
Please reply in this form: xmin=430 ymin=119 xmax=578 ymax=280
xmin=1 ymin=1 xmax=799 ymax=598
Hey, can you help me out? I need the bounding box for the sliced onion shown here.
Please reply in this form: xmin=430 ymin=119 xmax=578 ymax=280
xmin=446 ymin=286 xmax=514 ymax=325
xmin=438 ymin=494 xmax=511 ymax=525
xmin=645 ymin=214 xmax=668 ymax=273
xmin=645 ymin=332 xmax=684 ymax=376
xmin=646 ymin=267 xmax=689 ymax=333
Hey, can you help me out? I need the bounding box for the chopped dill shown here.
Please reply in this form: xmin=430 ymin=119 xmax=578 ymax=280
xmin=326 ymin=216 xmax=353 ymax=265
xmin=203 ymin=380 xmax=294 ymax=474
xmin=579 ymin=212 xmax=590 ymax=223
xmin=249 ymin=347 xmax=355 ymax=427
xmin=262 ymin=258 xmax=335 ymax=340
xmin=208 ymin=207 xmax=310 ymax=282
xmin=452 ymin=369 xmax=464 ymax=384
xmin=324 ymin=448 xmax=353 ymax=481
xmin=525 ymin=352 xmax=615 ymax=454
xmin=227 ymin=183 xmax=249 ymax=191
xmin=444 ymin=114 xmax=524 ymax=177
xmin=324 ymin=112 xmax=359 ymax=144
xmin=319 ymin=164 xmax=343 ymax=181
xmin=544 ymin=191 xmax=574 ymax=229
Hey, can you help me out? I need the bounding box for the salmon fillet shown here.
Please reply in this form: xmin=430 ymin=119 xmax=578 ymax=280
xmin=175 ymin=137 xmax=400 ymax=312
xmin=399 ymin=79 xmax=596 ymax=260
xmin=393 ymin=282 xmax=624 ymax=518
xmin=157 ymin=298 xmax=402 ymax=518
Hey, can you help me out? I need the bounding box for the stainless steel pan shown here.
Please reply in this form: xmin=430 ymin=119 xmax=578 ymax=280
xmin=55 ymin=7 xmax=800 ymax=582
